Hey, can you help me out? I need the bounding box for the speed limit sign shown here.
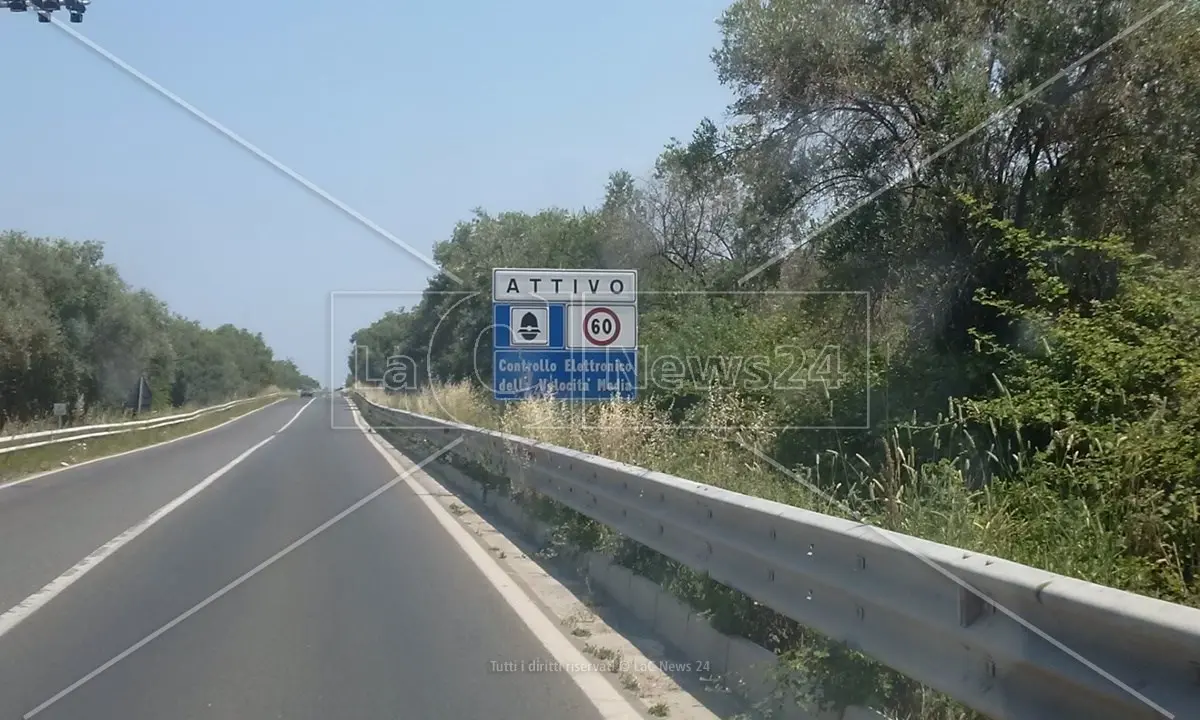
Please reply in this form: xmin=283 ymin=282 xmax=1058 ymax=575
xmin=493 ymin=268 xmax=639 ymax=400
xmin=583 ymin=307 xmax=620 ymax=346
xmin=568 ymin=304 xmax=637 ymax=348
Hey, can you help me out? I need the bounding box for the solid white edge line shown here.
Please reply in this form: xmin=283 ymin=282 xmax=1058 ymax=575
xmin=0 ymin=397 xmax=314 ymax=639
xmin=0 ymin=397 xmax=288 ymax=492
xmin=347 ymin=399 xmax=645 ymax=720
xmin=0 ymin=435 xmax=275 ymax=639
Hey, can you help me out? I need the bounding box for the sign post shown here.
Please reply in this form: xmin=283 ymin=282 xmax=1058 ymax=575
xmin=126 ymin=375 xmax=152 ymax=415
xmin=492 ymin=268 xmax=638 ymax=401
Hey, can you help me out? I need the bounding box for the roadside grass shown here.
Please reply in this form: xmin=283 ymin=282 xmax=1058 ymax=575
xmin=359 ymin=382 xmax=1192 ymax=720
xmin=0 ymin=394 xmax=285 ymax=485
xmin=363 ymin=383 xmax=1186 ymax=601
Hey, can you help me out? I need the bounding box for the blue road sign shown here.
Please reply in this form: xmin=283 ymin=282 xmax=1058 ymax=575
xmin=492 ymin=268 xmax=638 ymax=402
xmin=492 ymin=349 xmax=638 ymax=401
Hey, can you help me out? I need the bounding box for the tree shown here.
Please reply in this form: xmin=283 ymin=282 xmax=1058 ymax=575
xmin=271 ymin=359 xmax=320 ymax=391
xmin=714 ymin=0 xmax=1200 ymax=337
xmin=0 ymin=230 xmax=303 ymax=426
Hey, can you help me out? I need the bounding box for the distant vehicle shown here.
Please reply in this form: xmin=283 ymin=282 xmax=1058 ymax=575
xmin=299 ymin=388 xmax=314 ymax=398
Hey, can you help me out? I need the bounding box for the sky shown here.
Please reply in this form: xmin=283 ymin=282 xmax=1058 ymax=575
xmin=0 ymin=0 xmax=735 ymax=386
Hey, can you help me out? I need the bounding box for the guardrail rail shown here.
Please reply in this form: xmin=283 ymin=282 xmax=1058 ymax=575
xmin=354 ymin=393 xmax=1200 ymax=720
xmin=0 ymin=394 xmax=282 ymax=456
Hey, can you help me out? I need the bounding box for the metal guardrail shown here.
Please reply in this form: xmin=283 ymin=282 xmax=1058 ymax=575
xmin=355 ymin=394 xmax=1200 ymax=720
xmin=0 ymin=395 xmax=281 ymax=456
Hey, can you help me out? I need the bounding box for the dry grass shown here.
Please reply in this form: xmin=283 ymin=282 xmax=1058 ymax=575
xmin=0 ymin=386 xmax=286 ymax=439
xmin=364 ymin=383 xmax=874 ymax=528
xmin=360 ymin=381 xmax=1177 ymax=597
xmin=358 ymin=380 xmax=1183 ymax=720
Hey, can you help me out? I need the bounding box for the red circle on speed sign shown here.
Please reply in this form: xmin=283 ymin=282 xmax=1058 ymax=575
xmin=583 ymin=307 xmax=620 ymax=346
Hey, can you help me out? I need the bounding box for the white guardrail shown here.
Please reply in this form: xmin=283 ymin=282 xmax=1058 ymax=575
xmin=0 ymin=395 xmax=280 ymax=456
xmin=354 ymin=394 xmax=1200 ymax=720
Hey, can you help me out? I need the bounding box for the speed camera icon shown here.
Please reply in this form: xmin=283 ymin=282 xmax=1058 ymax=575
xmin=509 ymin=306 xmax=549 ymax=346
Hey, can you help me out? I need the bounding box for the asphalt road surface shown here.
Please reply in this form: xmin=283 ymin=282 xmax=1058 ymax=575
xmin=0 ymin=396 xmax=615 ymax=719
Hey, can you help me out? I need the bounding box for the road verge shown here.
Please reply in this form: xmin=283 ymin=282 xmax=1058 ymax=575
xmin=0 ymin=395 xmax=288 ymax=487
xmin=353 ymin=394 xmax=883 ymax=720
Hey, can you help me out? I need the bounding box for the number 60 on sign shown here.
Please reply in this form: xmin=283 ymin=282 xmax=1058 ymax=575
xmin=567 ymin=304 xmax=637 ymax=349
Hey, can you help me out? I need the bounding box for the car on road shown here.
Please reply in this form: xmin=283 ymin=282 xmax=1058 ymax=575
xmin=299 ymin=388 xmax=314 ymax=398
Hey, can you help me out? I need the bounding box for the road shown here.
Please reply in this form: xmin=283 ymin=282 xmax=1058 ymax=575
xmin=0 ymin=396 xmax=622 ymax=719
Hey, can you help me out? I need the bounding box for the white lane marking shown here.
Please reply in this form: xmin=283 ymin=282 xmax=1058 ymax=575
xmin=1 ymin=398 xmax=311 ymax=636
xmin=276 ymin=397 xmax=315 ymax=434
xmin=0 ymin=435 xmax=276 ymax=640
xmin=1 ymin=397 xmax=308 ymax=639
xmin=23 ymin=437 xmax=463 ymax=719
xmin=0 ymin=398 xmax=287 ymax=492
xmin=348 ymin=402 xmax=644 ymax=719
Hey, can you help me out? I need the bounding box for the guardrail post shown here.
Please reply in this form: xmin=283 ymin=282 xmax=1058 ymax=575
xmin=957 ymin=585 xmax=993 ymax=628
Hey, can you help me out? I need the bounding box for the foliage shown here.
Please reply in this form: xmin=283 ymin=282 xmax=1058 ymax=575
xmin=347 ymin=1 xmax=1200 ymax=716
xmin=956 ymin=201 xmax=1200 ymax=600
xmin=0 ymin=231 xmax=318 ymax=430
